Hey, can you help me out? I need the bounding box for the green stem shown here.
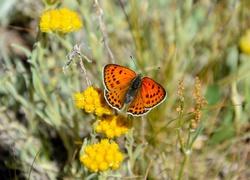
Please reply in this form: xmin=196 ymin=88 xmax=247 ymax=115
xmin=178 ymin=154 xmax=187 ymax=180
xmin=56 ymin=34 xmax=73 ymax=51
xmin=98 ymin=170 xmax=109 ymax=180
xmin=177 ymin=99 xmax=188 ymax=179
xmin=177 ymin=130 xmax=185 ymax=154
xmin=178 ymin=129 xmax=191 ymax=180
xmin=177 ymin=100 xmax=185 ymax=153
xmin=125 ymin=128 xmax=135 ymax=175
xmin=186 ymin=126 xmax=192 ymax=149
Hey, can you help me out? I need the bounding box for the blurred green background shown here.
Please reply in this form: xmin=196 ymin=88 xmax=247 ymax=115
xmin=0 ymin=0 xmax=249 ymax=179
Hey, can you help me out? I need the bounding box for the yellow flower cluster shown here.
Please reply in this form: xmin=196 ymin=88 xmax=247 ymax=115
xmin=239 ymin=29 xmax=250 ymax=54
xmin=40 ymin=8 xmax=82 ymax=33
xmin=79 ymin=139 xmax=123 ymax=172
xmin=74 ymin=86 xmax=113 ymax=116
xmin=95 ymin=115 xmax=131 ymax=138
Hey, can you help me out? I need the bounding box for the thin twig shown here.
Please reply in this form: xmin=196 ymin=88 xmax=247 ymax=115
xmin=64 ymin=43 xmax=92 ymax=86
xmin=118 ymin=0 xmax=137 ymax=45
xmin=144 ymin=157 xmax=155 ymax=180
xmin=79 ymin=55 xmax=92 ymax=86
xmin=94 ymin=0 xmax=115 ymax=63
xmin=28 ymin=149 xmax=41 ymax=180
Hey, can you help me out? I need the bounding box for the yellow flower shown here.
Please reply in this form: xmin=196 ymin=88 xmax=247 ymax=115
xmin=112 ymin=163 xmax=120 ymax=170
xmin=95 ymin=154 xmax=104 ymax=163
xmin=110 ymin=142 xmax=119 ymax=150
xmin=74 ymin=86 xmax=113 ymax=116
xmin=79 ymin=139 xmax=123 ymax=172
xmin=40 ymin=8 xmax=82 ymax=34
xmin=114 ymin=152 xmax=124 ymax=162
xmin=95 ymin=115 xmax=131 ymax=138
xmin=239 ymin=29 xmax=250 ymax=54
xmin=95 ymin=107 xmax=105 ymax=117
xmin=81 ymin=157 xmax=91 ymax=168
xmin=99 ymin=162 xmax=109 ymax=172
xmin=49 ymin=10 xmax=61 ymax=31
xmin=40 ymin=12 xmax=50 ymax=32
xmin=74 ymin=93 xmax=85 ymax=109
xmin=114 ymin=128 xmax=122 ymax=137
xmin=85 ymin=104 xmax=95 ymax=113
xmin=106 ymin=129 xmax=115 ymax=138
xmin=84 ymin=145 xmax=93 ymax=154
xmin=90 ymin=163 xmax=98 ymax=172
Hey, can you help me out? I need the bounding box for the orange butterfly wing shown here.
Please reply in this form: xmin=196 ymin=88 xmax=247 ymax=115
xmin=103 ymin=64 xmax=136 ymax=110
xmin=127 ymin=89 xmax=149 ymax=116
xmin=140 ymin=77 xmax=167 ymax=108
xmin=127 ymin=77 xmax=166 ymax=116
xmin=104 ymin=88 xmax=129 ymax=110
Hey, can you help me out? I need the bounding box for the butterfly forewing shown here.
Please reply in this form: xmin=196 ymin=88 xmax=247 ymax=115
xmin=103 ymin=64 xmax=136 ymax=91
xmin=103 ymin=64 xmax=137 ymax=110
xmin=140 ymin=77 xmax=167 ymax=108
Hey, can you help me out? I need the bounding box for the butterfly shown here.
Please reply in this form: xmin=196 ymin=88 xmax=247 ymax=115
xmin=102 ymin=64 xmax=167 ymax=116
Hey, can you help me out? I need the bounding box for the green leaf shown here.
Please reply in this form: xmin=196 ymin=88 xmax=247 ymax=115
xmin=5 ymin=81 xmax=29 ymax=108
xmin=189 ymin=123 xmax=204 ymax=149
xmin=11 ymin=43 xmax=32 ymax=58
xmin=209 ymin=112 xmax=235 ymax=145
xmin=44 ymin=103 xmax=62 ymax=128
xmin=31 ymin=68 xmax=49 ymax=102
xmin=132 ymin=142 xmax=148 ymax=163
xmin=125 ymin=127 xmax=135 ymax=144
xmin=226 ymin=46 xmax=239 ymax=74
xmin=205 ymin=84 xmax=222 ymax=106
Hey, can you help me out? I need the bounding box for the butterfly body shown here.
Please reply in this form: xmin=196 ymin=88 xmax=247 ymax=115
xmin=125 ymin=74 xmax=143 ymax=104
xmin=102 ymin=64 xmax=167 ymax=116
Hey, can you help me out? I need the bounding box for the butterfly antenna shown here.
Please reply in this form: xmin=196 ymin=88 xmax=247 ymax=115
xmin=130 ymin=55 xmax=139 ymax=70
xmin=129 ymin=55 xmax=160 ymax=74
xmin=145 ymin=66 xmax=161 ymax=75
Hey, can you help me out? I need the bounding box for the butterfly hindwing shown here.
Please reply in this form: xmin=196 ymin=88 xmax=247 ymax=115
xmin=140 ymin=77 xmax=167 ymax=109
xmin=103 ymin=64 xmax=136 ymax=91
xmin=127 ymin=89 xmax=149 ymax=116
xmin=103 ymin=64 xmax=137 ymax=110
xmin=104 ymin=86 xmax=130 ymax=110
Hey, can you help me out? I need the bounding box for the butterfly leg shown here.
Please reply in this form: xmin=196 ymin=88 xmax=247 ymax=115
xmin=114 ymin=109 xmax=118 ymax=116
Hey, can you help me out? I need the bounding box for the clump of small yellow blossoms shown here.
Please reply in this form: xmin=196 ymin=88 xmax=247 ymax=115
xmin=74 ymin=86 xmax=113 ymax=116
xmin=79 ymin=139 xmax=124 ymax=172
xmin=239 ymin=29 xmax=250 ymax=54
xmin=95 ymin=115 xmax=131 ymax=138
xmin=40 ymin=8 xmax=82 ymax=33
